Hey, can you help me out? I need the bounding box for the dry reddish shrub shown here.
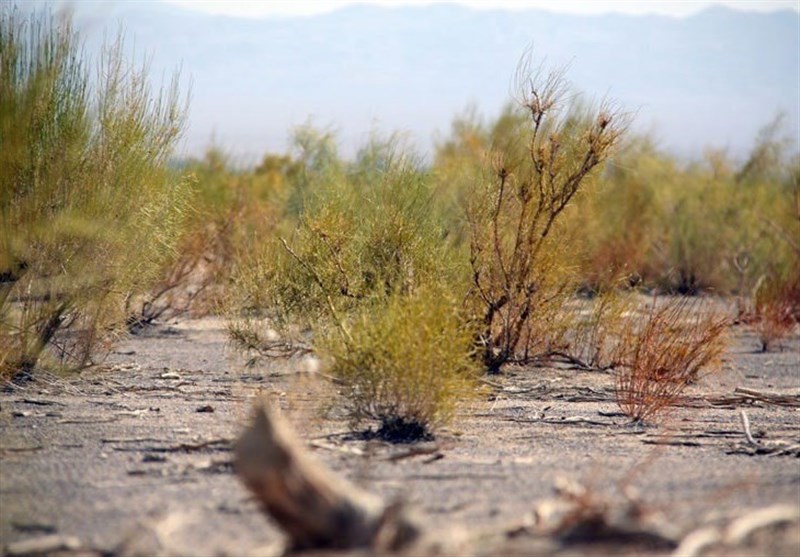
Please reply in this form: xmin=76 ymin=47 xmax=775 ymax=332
xmin=467 ymin=59 xmax=627 ymax=372
xmin=614 ymin=298 xmax=729 ymax=423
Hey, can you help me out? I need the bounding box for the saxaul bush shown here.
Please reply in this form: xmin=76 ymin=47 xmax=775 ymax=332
xmin=227 ymin=137 xmax=475 ymax=438
xmin=466 ymin=60 xmax=627 ymax=372
xmin=128 ymin=148 xmax=298 ymax=329
xmin=0 ymin=8 xmax=190 ymax=379
xmin=319 ymin=287 xmax=478 ymax=440
xmin=228 ymin=139 xmax=457 ymax=347
xmin=752 ymin=185 xmax=800 ymax=351
xmin=574 ymin=116 xmax=799 ymax=296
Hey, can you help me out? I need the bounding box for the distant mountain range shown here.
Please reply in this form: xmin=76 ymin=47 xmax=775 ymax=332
xmin=17 ymin=2 xmax=800 ymax=162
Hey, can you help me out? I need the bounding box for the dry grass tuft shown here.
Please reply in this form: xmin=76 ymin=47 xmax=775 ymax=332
xmin=614 ymin=298 xmax=729 ymax=423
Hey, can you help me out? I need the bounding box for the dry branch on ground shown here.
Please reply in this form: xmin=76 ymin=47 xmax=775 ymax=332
xmin=234 ymin=397 xmax=423 ymax=553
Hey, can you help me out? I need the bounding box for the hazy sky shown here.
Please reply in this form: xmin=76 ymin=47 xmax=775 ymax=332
xmin=165 ymin=0 xmax=799 ymax=18
xmin=55 ymin=0 xmax=796 ymax=160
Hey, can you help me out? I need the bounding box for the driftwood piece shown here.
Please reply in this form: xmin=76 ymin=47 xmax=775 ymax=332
xmin=732 ymin=387 xmax=800 ymax=407
xmin=234 ymin=397 xmax=422 ymax=553
xmin=673 ymin=504 xmax=800 ymax=557
xmin=725 ymin=409 xmax=800 ymax=457
xmin=5 ymin=534 xmax=82 ymax=556
xmin=678 ymin=387 xmax=800 ymax=409
xmin=525 ymin=477 xmax=679 ymax=548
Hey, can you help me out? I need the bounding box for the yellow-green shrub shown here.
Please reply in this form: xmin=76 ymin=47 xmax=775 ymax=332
xmin=0 ymin=9 xmax=190 ymax=377
xmin=319 ymin=288 xmax=479 ymax=439
xmin=132 ymin=148 xmax=295 ymax=324
xmin=227 ymin=136 xmax=475 ymax=437
xmin=228 ymin=140 xmax=462 ymax=349
xmin=574 ymin=122 xmax=798 ymax=296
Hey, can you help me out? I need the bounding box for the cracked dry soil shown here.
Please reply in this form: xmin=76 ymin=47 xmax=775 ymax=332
xmin=0 ymin=317 xmax=798 ymax=556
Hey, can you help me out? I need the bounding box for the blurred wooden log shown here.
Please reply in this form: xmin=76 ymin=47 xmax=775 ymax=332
xmin=234 ymin=397 xmax=421 ymax=553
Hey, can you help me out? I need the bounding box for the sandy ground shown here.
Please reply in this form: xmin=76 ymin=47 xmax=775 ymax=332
xmin=1 ymin=316 xmax=798 ymax=556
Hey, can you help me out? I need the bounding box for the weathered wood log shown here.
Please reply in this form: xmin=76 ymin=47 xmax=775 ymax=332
xmin=234 ymin=397 xmax=422 ymax=553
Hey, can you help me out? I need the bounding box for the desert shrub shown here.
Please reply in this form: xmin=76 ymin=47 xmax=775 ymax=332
xmin=0 ymin=9 xmax=190 ymax=378
xmin=319 ymin=287 xmax=478 ymax=440
xmin=465 ymin=61 xmax=627 ymax=372
xmin=575 ymin=118 xmax=798 ymax=296
xmin=753 ymin=269 xmax=800 ymax=352
xmin=284 ymin=124 xmax=342 ymax=217
xmin=228 ymin=139 xmax=461 ymax=350
xmin=433 ymin=104 xmax=530 ymax=246
xmin=657 ymin=160 xmax=770 ymax=295
xmin=129 ymin=148 xmax=296 ymax=326
xmin=574 ymin=137 xmax=665 ymax=291
xmin=227 ymin=136 xmax=473 ymax=436
xmin=614 ymin=297 xmax=728 ymax=423
xmin=748 ymin=142 xmax=800 ymax=350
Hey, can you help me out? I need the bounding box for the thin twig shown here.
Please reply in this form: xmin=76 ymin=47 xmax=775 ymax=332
xmin=739 ymin=409 xmax=759 ymax=447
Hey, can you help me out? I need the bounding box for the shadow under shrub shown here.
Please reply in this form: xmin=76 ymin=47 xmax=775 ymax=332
xmin=0 ymin=8 xmax=190 ymax=378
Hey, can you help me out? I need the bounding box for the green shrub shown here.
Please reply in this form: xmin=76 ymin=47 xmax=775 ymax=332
xmin=132 ymin=147 xmax=296 ymax=324
xmin=573 ymin=119 xmax=798 ymax=296
xmin=319 ymin=287 xmax=478 ymax=440
xmin=574 ymin=137 xmax=664 ymax=291
xmin=227 ymin=135 xmax=474 ymax=437
xmin=753 ymin=266 xmax=800 ymax=352
xmin=228 ymin=137 xmax=462 ymax=352
xmin=0 ymin=8 xmax=190 ymax=378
